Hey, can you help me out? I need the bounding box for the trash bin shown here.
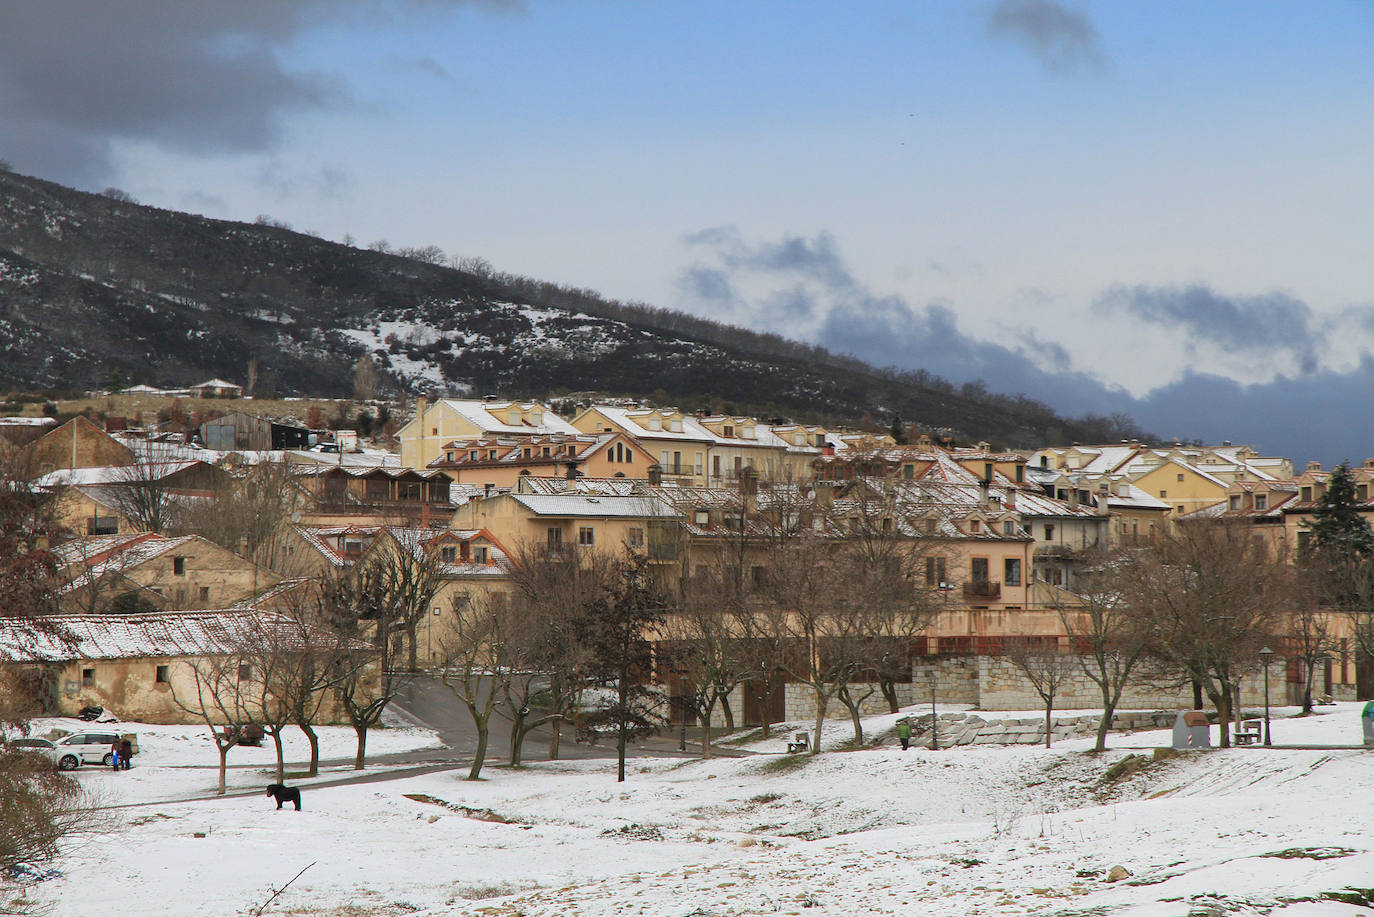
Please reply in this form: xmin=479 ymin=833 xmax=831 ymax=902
xmin=1363 ymin=700 xmax=1374 ymax=747
xmin=1172 ymin=710 xmax=1211 ymax=749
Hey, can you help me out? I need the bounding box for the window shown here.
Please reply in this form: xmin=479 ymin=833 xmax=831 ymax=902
xmin=1159 ymin=490 xmax=1167 ymax=498
xmin=970 ymin=557 xmax=989 ymax=583
xmin=1301 ymin=486 xmax=1312 ymax=502
xmin=546 ymin=527 xmax=562 ymax=547
xmin=578 ymin=527 xmax=595 ymax=546
xmin=238 ymin=664 xmax=252 ymax=681
xmin=508 ymin=411 xmax=520 ymax=424
xmin=1043 ymin=524 xmax=1055 ymax=541
xmin=924 ymin=556 xmax=946 ymax=586
xmin=1360 ymin=484 xmax=1370 ymax=502
xmin=672 ymin=451 xmax=682 ymax=474
xmin=694 ymin=453 xmax=703 ymax=475
xmin=440 ymin=546 xmax=457 ymax=563
xmin=903 ymin=464 xmax=914 ymax=480
xmin=87 ymin=516 xmax=118 ymax=535
xmin=1015 ymin=465 xmax=1024 ymax=483
xmin=473 ymin=546 xmax=489 ymax=563
xmin=155 ymin=665 xmax=169 ymax=684
xmin=82 ymin=667 xmax=95 ymax=687
xmin=1004 ymin=558 xmax=1022 ymax=587
xmin=1254 ymin=494 xmax=1267 ymax=510
xmin=723 ymin=425 xmax=734 ymax=437
xmin=175 ymin=588 xmax=186 ymax=605
xmin=1177 ymin=473 xmax=1185 ymax=482
xmin=173 ymin=556 xmax=186 ymax=575
xmin=970 ymin=519 xmax=982 ymax=533
xmin=1003 ymin=520 xmax=1015 ymax=535
xmin=1229 ymin=496 xmax=1241 ymax=510
xmin=713 ymin=456 xmax=721 ymax=478
xmin=199 ymin=586 xmax=210 ymax=602
xmin=649 ymin=417 xmax=662 ymax=431
xmin=984 ymin=463 xmax=994 ymax=481
xmin=751 ymin=565 xmax=766 ymax=586
xmin=627 ymin=526 xmax=645 ymax=549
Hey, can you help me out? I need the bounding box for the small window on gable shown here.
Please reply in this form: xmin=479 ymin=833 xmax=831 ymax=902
xmin=970 ymin=519 xmax=981 ymax=533
xmin=473 ymin=545 xmax=490 ymax=563
xmin=1044 ymin=524 xmax=1055 ymax=541
xmin=1229 ymin=496 xmax=1241 ymax=510
xmin=648 ymin=417 xmax=662 ymax=431
xmin=1003 ymin=520 xmax=1015 ymax=535
xmin=1160 ymin=490 xmax=1168 ymax=498
xmin=173 ymin=556 xmax=185 ymax=575
xmin=723 ymin=424 xmax=734 ymax=437
xmin=1254 ymin=494 xmax=1267 ymax=510
xmin=156 ymin=665 xmax=169 ymax=684
xmin=440 ymin=545 xmax=457 ymax=563
xmin=1301 ymin=486 xmax=1312 ymax=502
xmin=1177 ymin=473 xmax=1185 ymax=482
xmin=82 ymin=667 xmax=95 ymax=687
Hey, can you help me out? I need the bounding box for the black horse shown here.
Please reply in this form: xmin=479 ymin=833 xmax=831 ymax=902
xmin=265 ymin=784 xmax=301 ymax=811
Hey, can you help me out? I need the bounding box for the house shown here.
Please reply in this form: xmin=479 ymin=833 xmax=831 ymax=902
xmin=271 ymin=523 xmax=384 ymax=577
xmin=451 ymin=488 xmax=683 ymax=559
xmin=36 ymin=460 xmax=228 ymax=538
xmin=426 ymin=432 xmax=655 ymax=488
xmin=189 ymin=378 xmax=243 ymax=399
xmin=0 ymin=610 xmax=370 ymax=724
xmin=201 ymin=411 xmax=310 ymax=451
xmin=54 ymin=533 xmax=279 ymax=614
xmin=24 ymin=416 xmax=135 ymax=474
xmin=398 ymin=397 xmax=578 ymax=469
xmin=294 ymin=465 xmax=454 ymax=523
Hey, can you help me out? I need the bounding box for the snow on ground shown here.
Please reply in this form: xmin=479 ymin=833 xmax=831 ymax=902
xmin=25 ymin=716 xmax=444 ymax=802
xmin=15 ymin=704 xmax=1374 ymax=916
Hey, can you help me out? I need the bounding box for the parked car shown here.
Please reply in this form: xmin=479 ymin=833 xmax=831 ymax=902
xmin=52 ymin=730 xmax=139 ymax=770
xmin=4 ymin=737 xmax=67 ymax=768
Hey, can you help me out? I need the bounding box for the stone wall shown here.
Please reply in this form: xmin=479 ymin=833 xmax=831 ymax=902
xmin=743 ymin=653 xmax=1308 ymax=725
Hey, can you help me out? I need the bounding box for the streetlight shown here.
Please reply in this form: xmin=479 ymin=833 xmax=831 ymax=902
xmin=1258 ymin=646 xmax=1275 ymax=746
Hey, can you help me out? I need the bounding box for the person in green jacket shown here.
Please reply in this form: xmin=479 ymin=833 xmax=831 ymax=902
xmin=1362 ymin=700 xmax=1374 ymax=747
xmin=896 ymin=718 xmax=912 ymax=751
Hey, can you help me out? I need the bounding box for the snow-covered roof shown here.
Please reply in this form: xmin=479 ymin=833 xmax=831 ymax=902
xmin=509 ymin=493 xmax=682 ymax=519
xmin=0 ymin=610 xmax=315 ymax=662
xmin=34 ymin=460 xmax=210 ymax=488
xmin=0 ymin=415 xmax=56 ymax=427
xmin=191 ymin=378 xmax=241 ymax=390
xmin=432 ymin=399 xmax=579 ymax=437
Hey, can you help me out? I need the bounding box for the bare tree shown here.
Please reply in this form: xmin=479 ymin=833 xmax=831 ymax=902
xmin=105 ymin=453 xmax=180 ymax=533
xmin=1004 ymin=636 xmax=1077 ymax=748
xmin=365 ymin=531 xmax=446 ymax=672
xmin=1054 ymin=548 xmax=1152 ymax=751
xmin=170 ymin=656 xmax=248 ymax=795
xmin=179 ymin=458 xmax=300 ymax=567
xmin=440 ymin=590 xmax=506 ymax=780
xmin=352 ymin=358 xmax=380 ymax=402
xmin=314 ymin=572 xmax=400 ymax=770
xmin=1288 ymin=586 xmax=1341 ymax=714
xmin=657 ymin=583 xmax=750 ymax=758
xmin=1122 ymin=519 xmax=1288 ymax=747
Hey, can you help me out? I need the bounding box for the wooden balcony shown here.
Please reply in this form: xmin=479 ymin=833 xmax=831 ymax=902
xmin=963 ymin=580 xmax=1001 ymax=599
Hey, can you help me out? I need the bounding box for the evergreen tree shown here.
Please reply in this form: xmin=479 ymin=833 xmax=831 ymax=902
xmin=1308 ymin=462 xmax=1374 ymax=558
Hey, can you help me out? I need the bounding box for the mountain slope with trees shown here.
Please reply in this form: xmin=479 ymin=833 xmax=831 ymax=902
xmin=0 ymin=167 xmax=1144 ymax=447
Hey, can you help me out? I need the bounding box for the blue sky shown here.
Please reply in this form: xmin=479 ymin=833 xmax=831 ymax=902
xmin=4 ymin=1 xmax=1374 ymax=462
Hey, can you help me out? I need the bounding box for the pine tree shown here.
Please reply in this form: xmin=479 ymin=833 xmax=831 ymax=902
xmin=1308 ymin=462 xmax=1374 ymax=558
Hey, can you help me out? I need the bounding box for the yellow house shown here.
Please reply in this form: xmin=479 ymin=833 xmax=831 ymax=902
xmin=451 ymin=489 xmax=683 ymax=560
xmin=398 ymin=397 xmax=578 ymax=469
xmin=427 ymin=432 xmax=656 ymax=488
xmin=572 ymin=405 xmax=715 ymax=484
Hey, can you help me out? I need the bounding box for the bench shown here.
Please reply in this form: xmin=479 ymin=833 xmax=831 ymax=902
xmin=1234 ymin=720 xmax=1263 ymax=745
xmin=786 ymin=732 xmax=810 ymax=753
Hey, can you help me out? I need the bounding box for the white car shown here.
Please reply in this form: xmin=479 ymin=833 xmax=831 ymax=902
xmin=5 ymin=737 xmax=67 ymax=768
xmin=53 ymin=730 xmax=138 ymax=770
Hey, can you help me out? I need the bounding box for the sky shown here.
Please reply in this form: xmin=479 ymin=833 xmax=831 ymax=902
xmin=3 ymin=1 xmax=1373 ymax=464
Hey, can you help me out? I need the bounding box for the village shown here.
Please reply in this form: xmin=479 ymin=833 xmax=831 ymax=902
xmin=5 ymin=386 xmax=1374 ymax=916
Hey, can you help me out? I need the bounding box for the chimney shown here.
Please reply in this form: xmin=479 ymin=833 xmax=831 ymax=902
xmin=740 ymin=465 xmax=759 ymax=516
xmin=416 ymin=396 xmax=427 ymax=425
xmin=1067 ymin=487 xmax=1079 ymax=509
xmin=1004 ymin=488 xmax=1017 ymax=510
xmin=564 ymin=461 xmax=578 ymax=481
xmin=648 ymin=463 xmax=662 ymax=485
xmin=1307 ymin=461 xmax=1323 ymax=473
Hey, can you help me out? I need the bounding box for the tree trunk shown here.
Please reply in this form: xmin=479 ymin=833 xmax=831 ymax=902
xmin=217 ymin=744 xmax=230 ymax=795
xmin=353 ymin=723 xmax=368 ymax=770
xmin=719 ymin=692 xmax=735 ymax=733
xmin=1192 ymin=679 xmax=1204 ymax=710
xmin=811 ymin=690 xmax=827 ymax=755
xmin=880 ymin=678 xmax=900 ymax=714
xmin=407 ymin=625 xmax=419 ymax=673
xmin=468 ymin=718 xmax=489 ymax=781
xmin=759 ymin=684 xmax=774 ymax=739
xmin=1044 ymin=698 xmax=1053 ymax=749
xmin=271 ymin=729 xmax=285 ymax=782
xmin=701 ymin=698 xmax=715 ymax=759
xmin=1303 ymin=659 xmax=1316 ymax=714
xmin=509 ymin=711 xmax=528 ymax=767
xmin=300 ymin=723 xmax=319 ymax=777
xmin=549 ymin=717 xmax=562 ymax=760
xmin=1210 ymin=686 xmax=1232 ymax=748
xmin=616 ymin=722 xmax=628 ymax=782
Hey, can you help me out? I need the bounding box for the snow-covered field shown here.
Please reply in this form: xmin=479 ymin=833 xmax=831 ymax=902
xmin=14 ymin=704 xmax=1374 ymax=916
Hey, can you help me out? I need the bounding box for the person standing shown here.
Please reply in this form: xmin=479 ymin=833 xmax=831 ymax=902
xmin=1362 ymin=700 xmax=1374 ymax=747
xmin=896 ymin=718 xmax=912 ymax=751
xmin=110 ymin=740 xmax=121 ymax=772
xmin=120 ymin=738 xmax=133 ymax=770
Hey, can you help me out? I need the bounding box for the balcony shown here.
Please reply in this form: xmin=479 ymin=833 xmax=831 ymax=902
xmin=963 ymin=580 xmax=1001 ymax=599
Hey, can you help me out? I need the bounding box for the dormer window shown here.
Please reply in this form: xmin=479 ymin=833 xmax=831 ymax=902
xmin=794 ymin=434 xmax=804 ymax=446
xmin=648 ymin=417 xmax=662 ymax=431
xmin=723 ymin=425 xmax=734 ymax=437
xmin=469 ymin=451 xmax=478 ymax=461
xmin=670 ymin=419 xmax=682 ymax=433
xmin=743 ymin=427 xmax=754 ymax=439
xmin=531 ymin=411 xmax=543 ymax=425
xmin=1255 ymin=494 xmax=1267 ymax=510
xmin=508 ymin=411 xmax=520 ymax=424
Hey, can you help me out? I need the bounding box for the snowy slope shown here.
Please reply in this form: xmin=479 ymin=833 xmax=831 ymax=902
xmin=17 ymin=704 xmax=1374 ymax=916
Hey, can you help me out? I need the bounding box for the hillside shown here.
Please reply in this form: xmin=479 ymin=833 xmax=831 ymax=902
xmin=0 ymin=168 xmax=1139 ymax=447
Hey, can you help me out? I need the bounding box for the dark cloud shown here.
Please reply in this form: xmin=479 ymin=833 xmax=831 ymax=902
xmin=1096 ymin=284 xmax=1322 ymax=373
xmin=676 ymin=227 xmax=1374 ymax=466
xmin=985 ymin=0 xmax=1105 ymax=73
xmin=0 ymin=1 xmax=510 ymax=186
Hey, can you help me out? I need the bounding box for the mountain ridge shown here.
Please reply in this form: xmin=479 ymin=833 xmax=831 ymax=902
xmin=0 ymin=168 xmax=1143 ymax=447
